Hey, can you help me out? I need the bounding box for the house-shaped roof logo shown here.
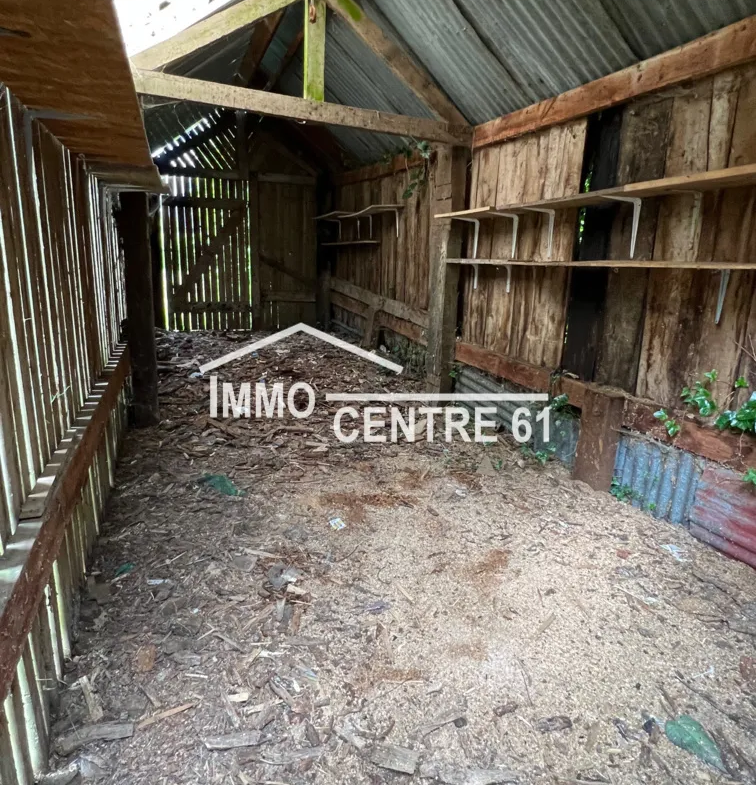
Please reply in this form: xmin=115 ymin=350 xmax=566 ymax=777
xmin=199 ymin=323 xmax=404 ymax=375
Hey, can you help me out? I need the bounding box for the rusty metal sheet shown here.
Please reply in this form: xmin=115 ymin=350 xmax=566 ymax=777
xmin=689 ymin=464 xmax=756 ymax=569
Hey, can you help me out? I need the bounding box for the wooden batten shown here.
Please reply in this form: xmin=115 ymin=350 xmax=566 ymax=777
xmin=133 ymin=70 xmax=473 ymax=146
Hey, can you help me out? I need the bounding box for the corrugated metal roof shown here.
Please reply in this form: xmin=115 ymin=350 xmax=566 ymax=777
xmin=123 ymin=0 xmax=756 ymax=164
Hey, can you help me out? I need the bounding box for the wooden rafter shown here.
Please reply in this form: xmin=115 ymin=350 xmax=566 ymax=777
xmin=131 ymin=0 xmax=298 ymax=71
xmin=325 ymin=0 xmax=468 ymax=126
xmin=303 ymin=0 xmax=326 ymax=101
xmin=236 ymin=10 xmax=286 ymax=86
xmin=133 ymin=69 xmax=472 ymax=145
xmin=474 ymin=15 xmax=756 ymax=149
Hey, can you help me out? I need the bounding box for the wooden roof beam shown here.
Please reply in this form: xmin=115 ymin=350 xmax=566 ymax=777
xmin=131 ymin=0 xmax=298 ymax=71
xmin=304 ymin=0 xmax=326 ymax=101
xmin=133 ymin=69 xmax=472 ymax=145
xmin=474 ymin=15 xmax=756 ymax=149
xmin=325 ymin=0 xmax=468 ymax=127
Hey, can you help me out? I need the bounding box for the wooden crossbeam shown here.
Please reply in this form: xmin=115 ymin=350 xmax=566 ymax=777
xmin=132 ymin=0 xmax=298 ymax=71
xmin=303 ymin=0 xmax=326 ymax=101
xmin=133 ymin=70 xmax=472 ymax=145
xmin=474 ymin=15 xmax=756 ymax=149
xmin=325 ymin=0 xmax=467 ymax=126
xmin=172 ymin=209 xmax=244 ymax=302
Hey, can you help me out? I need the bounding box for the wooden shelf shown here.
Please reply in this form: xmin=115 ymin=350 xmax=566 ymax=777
xmin=435 ymin=162 xmax=756 ymax=218
xmin=322 ymin=240 xmax=380 ymax=248
xmin=448 ymin=258 xmax=754 ymax=269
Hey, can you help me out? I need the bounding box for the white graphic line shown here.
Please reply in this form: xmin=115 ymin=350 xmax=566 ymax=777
xmin=325 ymin=394 xmax=549 ymax=402
xmin=199 ymin=323 xmax=404 ymax=374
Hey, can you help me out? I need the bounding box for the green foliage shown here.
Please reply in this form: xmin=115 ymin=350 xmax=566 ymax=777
xmin=611 ymin=478 xmax=635 ymax=503
xmin=399 ymin=140 xmax=432 ymax=200
xmin=653 ymin=409 xmax=680 ymax=438
xmin=550 ymin=394 xmax=570 ymax=413
xmin=715 ymin=392 xmax=756 ymax=435
xmin=681 ymin=372 xmax=718 ymax=417
xmin=743 ymin=467 xmax=756 ymax=486
xmin=520 ymin=444 xmax=555 ymax=467
xmin=736 ymin=376 xmax=749 ymax=389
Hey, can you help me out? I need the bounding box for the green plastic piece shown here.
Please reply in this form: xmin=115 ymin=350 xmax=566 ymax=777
xmin=665 ymin=715 xmax=726 ymax=773
xmin=198 ymin=474 xmax=245 ymax=497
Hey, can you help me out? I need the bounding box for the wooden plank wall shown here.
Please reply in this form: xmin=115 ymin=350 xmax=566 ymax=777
xmin=459 ymin=61 xmax=756 ymax=411
xmin=161 ymin=134 xmax=318 ymax=332
xmin=0 ymin=85 xmax=129 ymax=784
xmin=258 ymin=180 xmax=317 ymax=330
xmin=632 ymin=64 xmax=756 ymax=406
xmin=461 ymin=120 xmax=587 ymax=368
xmin=331 ymin=160 xmax=430 ymax=335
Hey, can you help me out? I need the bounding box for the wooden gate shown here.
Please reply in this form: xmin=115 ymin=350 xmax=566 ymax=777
xmin=157 ymin=115 xmax=318 ymax=332
xmin=161 ymin=175 xmax=254 ymax=331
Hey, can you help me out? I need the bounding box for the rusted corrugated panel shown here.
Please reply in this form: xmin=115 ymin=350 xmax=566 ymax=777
xmin=689 ymin=465 xmax=756 ymax=568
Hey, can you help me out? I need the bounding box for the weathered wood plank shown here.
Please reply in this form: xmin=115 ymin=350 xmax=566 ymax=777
xmin=572 ymin=388 xmax=625 ymax=491
xmin=131 ymin=0 xmax=298 ymax=70
xmin=426 ymin=145 xmax=469 ymax=393
xmin=473 ymin=16 xmax=756 ymax=149
xmin=133 ymin=70 xmax=473 ymax=146
xmin=303 ymin=0 xmax=326 ymax=101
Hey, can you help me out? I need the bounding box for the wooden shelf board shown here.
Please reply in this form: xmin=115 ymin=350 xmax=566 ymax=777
xmin=447 ymin=258 xmax=756 ymax=270
xmin=322 ymin=240 xmax=380 ymax=247
xmin=436 ymin=163 xmax=756 ymax=219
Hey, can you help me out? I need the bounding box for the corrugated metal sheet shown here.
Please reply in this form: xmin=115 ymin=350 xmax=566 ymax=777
xmin=613 ymin=434 xmax=703 ymax=525
xmin=689 ymin=464 xmax=756 ymax=569
xmin=454 ymin=366 xmax=580 ymax=465
xmin=124 ymin=0 xmax=756 ymax=163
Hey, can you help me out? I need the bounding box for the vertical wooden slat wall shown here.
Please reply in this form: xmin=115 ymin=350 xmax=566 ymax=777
xmin=0 ymin=85 xmax=129 ymax=784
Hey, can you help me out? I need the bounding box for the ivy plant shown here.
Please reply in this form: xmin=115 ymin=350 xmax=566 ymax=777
xmin=654 ymin=409 xmax=681 ymax=438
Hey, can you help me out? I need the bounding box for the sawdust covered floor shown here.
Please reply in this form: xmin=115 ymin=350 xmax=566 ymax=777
xmin=46 ymin=330 xmax=756 ymax=785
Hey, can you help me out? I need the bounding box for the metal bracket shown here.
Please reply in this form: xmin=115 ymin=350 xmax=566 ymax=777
xmin=391 ymin=208 xmax=400 ymax=238
xmin=489 ymin=212 xmax=520 ymax=260
xmin=600 ymin=196 xmax=642 ymax=258
xmin=716 ymin=269 xmax=731 ymax=325
xmin=523 ymin=207 xmax=556 ymax=259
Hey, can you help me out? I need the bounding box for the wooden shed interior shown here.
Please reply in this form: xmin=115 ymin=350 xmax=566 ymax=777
xmin=3 ymin=1 xmax=756 ymax=782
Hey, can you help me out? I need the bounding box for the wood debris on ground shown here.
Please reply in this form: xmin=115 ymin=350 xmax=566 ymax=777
xmin=43 ymin=329 xmax=756 ymax=784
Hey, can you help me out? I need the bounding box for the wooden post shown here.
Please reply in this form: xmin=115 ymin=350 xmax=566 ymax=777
xmin=116 ymin=193 xmax=160 ymax=427
xmin=315 ymin=174 xmax=331 ymax=329
xmin=572 ymin=387 xmax=625 ymax=491
xmin=425 ymin=145 xmax=468 ymax=393
xmin=303 ymin=0 xmax=326 ymax=101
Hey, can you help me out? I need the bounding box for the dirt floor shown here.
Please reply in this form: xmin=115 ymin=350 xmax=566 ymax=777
xmin=44 ymin=330 xmax=756 ymax=785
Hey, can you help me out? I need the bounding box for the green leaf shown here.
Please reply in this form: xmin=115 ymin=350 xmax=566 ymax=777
xmin=654 ymin=409 xmax=668 ymax=421
xmin=743 ymin=468 xmax=756 ymax=486
xmin=735 ymin=376 xmax=748 ymax=389
xmin=665 ymin=419 xmax=681 ymax=438
xmin=704 ymin=370 xmax=719 ymax=384
xmin=665 ymin=715 xmax=726 ymax=773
